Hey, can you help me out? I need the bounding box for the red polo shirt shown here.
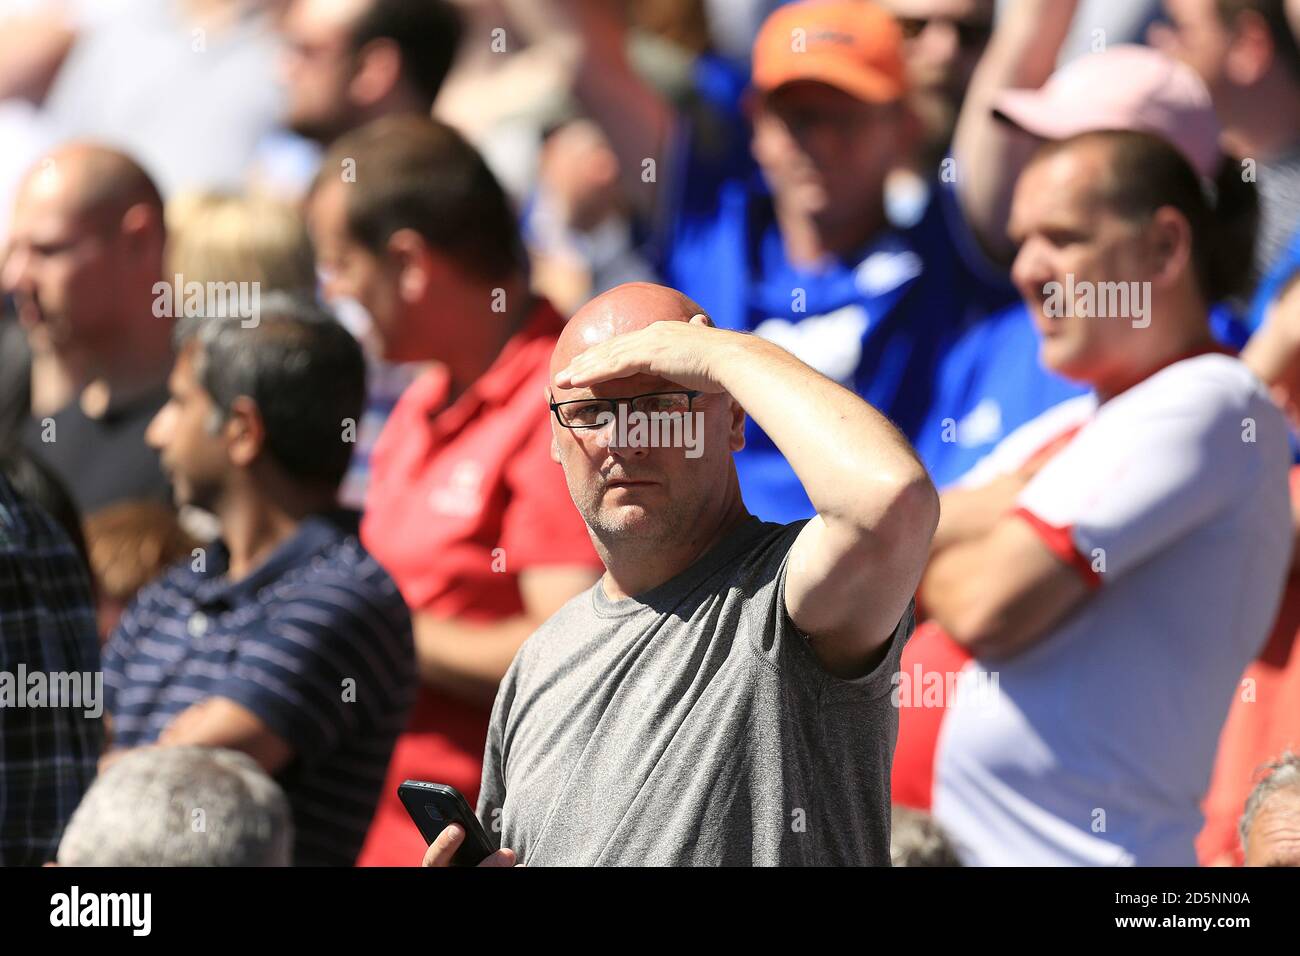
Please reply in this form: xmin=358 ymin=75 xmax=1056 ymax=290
xmin=355 ymin=299 xmax=600 ymax=867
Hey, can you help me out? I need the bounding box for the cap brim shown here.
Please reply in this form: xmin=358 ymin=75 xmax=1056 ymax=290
xmin=991 ymin=89 xmax=1102 ymax=140
xmin=756 ymin=58 xmax=904 ymax=105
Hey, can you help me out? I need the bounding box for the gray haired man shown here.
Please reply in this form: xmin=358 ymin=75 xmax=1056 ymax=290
xmin=57 ymin=746 xmax=292 ymax=866
xmin=1241 ymin=751 xmax=1300 ymax=867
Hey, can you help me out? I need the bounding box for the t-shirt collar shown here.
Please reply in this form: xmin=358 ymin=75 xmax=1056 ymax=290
xmin=423 ymin=297 xmax=565 ymax=435
xmin=591 ymin=512 xmax=768 ymax=617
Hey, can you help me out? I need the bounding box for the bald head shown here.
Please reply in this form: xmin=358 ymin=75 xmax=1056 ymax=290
xmin=4 ymin=143 xmax=168 ymax=382
xmin=20 ymin=143 xmax=164 ymax=230
xmin=552 ymin=282 xmax=709 ymax=378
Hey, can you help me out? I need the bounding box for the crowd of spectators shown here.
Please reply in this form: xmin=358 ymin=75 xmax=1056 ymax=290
xmin=2 ymin=0 xmax=1300 ymax=868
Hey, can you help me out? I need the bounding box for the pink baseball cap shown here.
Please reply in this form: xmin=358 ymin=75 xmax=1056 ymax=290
xmin=992 ymin=44 xmax=1223 ymax=178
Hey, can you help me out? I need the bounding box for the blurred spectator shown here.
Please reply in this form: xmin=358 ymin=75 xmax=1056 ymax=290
xmin=255 ymin=0 xmax=463 ymax=199
xmin=878 ymin=0 xmax=995 ymax=172
xmin=891 ymin=805 xmax=963 ymax=866
xmin=100 ymin=295 xmax=416 ymax=867
xmin=560 ymin=0 xmax=1015 ymax=523
xmin=6 ymin=143 xmax=173 ymax=515
xmin=307 ymin=116 xmax=601 ymax=866
xmin=0 ymin=470 xmax=103 ymax=866
xmin=56 ymin=746 xmax=293 ymax=866
xmin=162 ymin=190 xmax=323 ymax=527
xmin=165 ymin=192 xmax=317 ymax=299
xmin=917 ymin=40 xmax=1244 ymax=487
xmin=1152 ymin=0 xmax=1300 ymax=283
xmin=84 ymin=500 xmax=198 ymax=642
xmin=1197 ymin=272 xmax=1300 ymax=865
xmin=280 ymin=0 xmax=461 ymax=144
xmin=160 ymin=190 xmax=408 ymax=511
xmin=954 ymin=1 xmax=1222 ymax=266
xmin=1220 ymin=0 xmax=1300 ymax=332
xmin=265 ymin=1 xmax=466 ymax=505
xmin=524 ymin=116 xmax=659 ymax=315
xmin=1239 ymin=751 xmax=1300 ymax=865
xmin=922 ymin=130 xmax=1291 ymax=865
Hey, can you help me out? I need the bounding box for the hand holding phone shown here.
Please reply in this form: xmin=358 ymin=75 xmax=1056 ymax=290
xmin=398 ymin=780 xmax=517 ymax=867
xmin=421 ymin=822 xmax=517 ymax=867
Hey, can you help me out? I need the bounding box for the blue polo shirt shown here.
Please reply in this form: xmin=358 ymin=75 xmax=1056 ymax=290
xmin=102 ymin=511 xmax=415 ymax=867
xmin=657 ymin=135 xmax=1018 ymax=522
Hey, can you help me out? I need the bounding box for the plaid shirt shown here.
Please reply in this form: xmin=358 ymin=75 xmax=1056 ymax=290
xmin=0 ymin=474 xmax=103 ymax=865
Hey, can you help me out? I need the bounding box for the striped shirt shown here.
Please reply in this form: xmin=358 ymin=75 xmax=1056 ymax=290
xmin=0 ymin=474 xmax=103 ymax=866
xmin=102 ymin=512 xmax=415 ymax=866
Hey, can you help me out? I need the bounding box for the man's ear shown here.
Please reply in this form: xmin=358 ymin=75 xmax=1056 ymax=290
xmin=1224 ymin=10 xmax=1275 ymax=86
xmin=119 ymin=201 xmax=163 ymax=257
xmin=1147 ymin=206 xmax=1193 ymax=292
xmin=224 ymin=395 xmax=265 ymax=468
xmin=349 ymin=37 xmax=404 ymax=108
xmin=543 ymin=383 xmax=564 ymax=464
xmin=728 ymin=395 xmax=746 ymax=453
xmin=387 ymin=228 xmax=433 ymax=305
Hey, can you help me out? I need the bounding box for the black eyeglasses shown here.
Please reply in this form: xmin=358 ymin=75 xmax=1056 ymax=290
xmin=549 ymin=390 xmax=702 ymax=429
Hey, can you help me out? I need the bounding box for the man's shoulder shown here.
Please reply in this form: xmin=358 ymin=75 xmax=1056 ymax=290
xmin=1114 ymin=353 xmax=1279 ymax=428
xmin=518 ymin=583 xmax=601 ymax=650
xmin=274 ymin=526 xmax=406 ymax=622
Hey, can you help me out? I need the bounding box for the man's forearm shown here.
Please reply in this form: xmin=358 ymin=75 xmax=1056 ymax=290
xmin=712 ymin=333 xmax=931 ymax=528
xmin=931 ymin=476 xmax=1027 ymax=554
xmin=953 ymin=0 xmax=1079 ymax=262
xmin=412 ymin=613 xmax=539 ymax=707
xmin=557 ymin=0 xmax=674 ymax=215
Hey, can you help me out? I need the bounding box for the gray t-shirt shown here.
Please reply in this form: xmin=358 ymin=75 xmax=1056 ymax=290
xmin=477 ymin=515 xmax=914 ymax=866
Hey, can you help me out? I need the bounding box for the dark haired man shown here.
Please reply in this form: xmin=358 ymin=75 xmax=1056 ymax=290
xmin=100 ymin=294 xmax=416 ymax=867
xmin=1155 ymin=0 xmax=1300 ymax=284
xmin=922 ymin=130 xmax=1292 ymax=865
xmin=307 ymin=116 xmax=601 ymax=866
xmin=280 ymin=0 xmax=463 ymax=147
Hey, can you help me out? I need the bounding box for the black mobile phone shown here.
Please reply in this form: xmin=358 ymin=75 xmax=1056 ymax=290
xmin=397 ymin=780 xmax=496 ymax=866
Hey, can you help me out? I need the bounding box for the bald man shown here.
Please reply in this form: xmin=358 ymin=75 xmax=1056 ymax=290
xmin=424 ymin=281 xmax=938 ymax=867
xmin=4 ymin=143 xmax=172 ymax=514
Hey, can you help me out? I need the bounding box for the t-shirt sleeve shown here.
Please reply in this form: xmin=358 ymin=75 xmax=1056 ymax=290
xmin=498 ymin=416 xmax=600 ymax=571
xmin=746 ymin=521 xmax=915 ymax=702
xmin=475 ymin=657 xmax=517 ymax=848
xmin=211 ymin=581 xmax=411 ymax=767
xmin=1016 ymin=375 xmax=1255 ymax=583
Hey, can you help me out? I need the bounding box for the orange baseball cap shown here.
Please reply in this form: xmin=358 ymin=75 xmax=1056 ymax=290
xmin=752 ymin=0 xmax=907 ymax=104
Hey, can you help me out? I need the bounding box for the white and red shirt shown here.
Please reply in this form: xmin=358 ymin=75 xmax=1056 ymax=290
xmin=933 ymin=353 xmax=1293 ymax=865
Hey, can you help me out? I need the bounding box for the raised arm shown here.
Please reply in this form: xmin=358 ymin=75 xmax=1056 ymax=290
xmin=554 ymin=316 xmax=939 ymax=679
xmin=951 ymin=0 xmax=1079 ymax=264
xmin=513 ymin=0 xmax=676 ymax=217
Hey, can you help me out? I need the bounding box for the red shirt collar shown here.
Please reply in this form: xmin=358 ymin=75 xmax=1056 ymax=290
xmin=1103 ymin=341 xmax=1236 ymax=404
xmin=415 ymin=297 xmax=565 ymax=435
